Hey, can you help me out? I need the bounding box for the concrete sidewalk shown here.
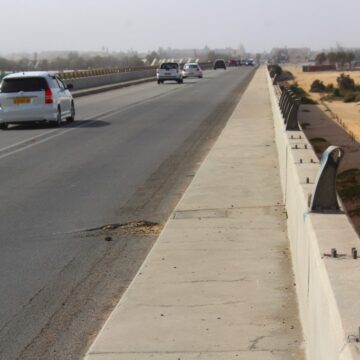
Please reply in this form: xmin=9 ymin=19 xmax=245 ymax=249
xmin=85 ymin=68 xmax=304 ymax=360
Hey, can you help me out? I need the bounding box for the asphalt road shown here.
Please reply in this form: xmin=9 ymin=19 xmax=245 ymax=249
xmin=0 ymin=67 xmax=254 ymax=359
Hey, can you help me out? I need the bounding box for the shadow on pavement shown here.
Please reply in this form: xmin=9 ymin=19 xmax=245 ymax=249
xmin=5 ymin=120 xmax=110 ymax=131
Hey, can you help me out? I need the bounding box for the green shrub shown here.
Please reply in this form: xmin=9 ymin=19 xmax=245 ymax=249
xmin=278 ymin=70 xmax=294 ymax=81
xmin=290 ymin=82 xmax=318 ymax=104
xmin=337 ymin=73 xmax=355 ymax=91
xmin=310 ymin=79 xmax=326 ymax=92
xmin=333 ymin=88 xmax=341 ymax=97
xmin=269 ymin=64 xmax=282 ymax=76
xmin=325 ymin=83 xmax=334 ymax=92
xmin=290 ymin=82 xmax=307 ymax=96
xmin=344 ymin=93 xmax=357 ymax=103
xmin=301 ymin=97 xmax=318 ymax=105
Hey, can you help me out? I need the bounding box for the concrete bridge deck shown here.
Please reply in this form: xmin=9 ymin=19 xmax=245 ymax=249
xmin=85 ymin=68 xmax=304 ymax=359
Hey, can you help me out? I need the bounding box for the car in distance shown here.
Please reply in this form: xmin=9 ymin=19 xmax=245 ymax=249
xmin=156 ymin=62 xmax=183 ymax=84
xmin=182 ymin=63 xmax=203 ymax=79
xmin=244 ymin=59 xmax=255 ymax=66
xmin=228 ymin=59 xmax=238 ymax=67
xmin=0 ymin=72 xmax=74 ymax=129
xmin=213 ymin=59 xmax=226 ymax=70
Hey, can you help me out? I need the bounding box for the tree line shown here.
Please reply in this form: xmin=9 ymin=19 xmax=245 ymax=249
xmin=0 ymin=52 xmax=148 ymax=72
xmin=315 ymin=51 xmax=358 ymax=69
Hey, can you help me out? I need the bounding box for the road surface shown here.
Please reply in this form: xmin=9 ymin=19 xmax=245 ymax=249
xmin=0 ymin=68 xmax=254 ymax=359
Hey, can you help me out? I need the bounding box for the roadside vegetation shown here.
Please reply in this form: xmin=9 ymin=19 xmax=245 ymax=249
xmin=268 ymin=64 xmax=294 ymax=81
xmin=0 ymin=47 xmax=259 ymax=74
xmin=289 ymin=82 xmax=318 ymax=104
xmin=0 ymin=52 xmax=148 ymax=72
xmin=315 ymin=51 xmax=356 ymax=69
xmin=309 ymin=73 xmax=360 ymax=103
xmin=268 ymin=64 xmax=316 ymax=104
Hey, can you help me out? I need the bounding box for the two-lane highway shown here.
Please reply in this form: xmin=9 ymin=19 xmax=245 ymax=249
xmin=0 ymin=68 xmax=254 ymax=359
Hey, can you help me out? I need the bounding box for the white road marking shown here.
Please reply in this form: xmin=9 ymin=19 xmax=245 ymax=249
xmin=0 ymin=110 xmax=110 ymax=160
xmin=0 ymin=128 xmax=59 ymax=153
xmin=0 ymin=121 xmax=93 ymax=160
xmin=0 ymin=71 xmax=220 ymax=161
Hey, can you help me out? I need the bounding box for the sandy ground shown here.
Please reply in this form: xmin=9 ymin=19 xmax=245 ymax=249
xmin=285 ymin=65 xmax=360 ymax=141
xmin=278 ymin=67 xmax=360 ymax=233
xmin=296 ymin=97 xmax=360 ymax=234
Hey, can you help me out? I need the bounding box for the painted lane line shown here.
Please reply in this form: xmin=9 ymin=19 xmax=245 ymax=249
xmin=0 ymin=80 xmax=200 ymax=161
xmin=0 ymin=120 xmax=98 ymax=160
xmin=0 ymin=108 xmax=120 ymax=159
xmin=0 ymin=128 xmax=58 ymax=153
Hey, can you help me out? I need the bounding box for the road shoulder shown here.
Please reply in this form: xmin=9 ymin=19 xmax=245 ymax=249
xmin=85 ymin=67 xmax=304 ymax=359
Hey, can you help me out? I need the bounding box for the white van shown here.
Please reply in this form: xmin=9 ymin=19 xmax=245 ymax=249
xmin=0 ymin=72 xmax=75 ymax=129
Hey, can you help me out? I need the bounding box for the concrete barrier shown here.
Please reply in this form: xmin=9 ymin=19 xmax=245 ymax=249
xmin=62 ymin=69 xmax=156 ymax=91
xmin=59 ymin=62 xmax=214 ymax=91
xmin=267 ymin=71 xmax=360 ymax=360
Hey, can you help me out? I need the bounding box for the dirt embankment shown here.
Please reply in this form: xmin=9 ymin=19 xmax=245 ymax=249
xmin=286 ymin=65 xmax=360 ymax=140
xmin=284 ymin=65 xmax=360 ymax=233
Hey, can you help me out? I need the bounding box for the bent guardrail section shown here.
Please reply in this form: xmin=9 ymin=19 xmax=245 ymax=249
xmin=267 ymin=67 xmax=360 ymax=360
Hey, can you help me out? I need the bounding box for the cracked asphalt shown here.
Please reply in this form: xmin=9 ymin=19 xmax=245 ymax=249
xmin=0 ymin=68 xmax=254 ymax=359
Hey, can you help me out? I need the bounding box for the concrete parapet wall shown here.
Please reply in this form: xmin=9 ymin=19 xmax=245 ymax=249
xmin=62 ymin=70 xmax=155 ymax=91
xmin=267 ymin=72 xmax=360 ymax=360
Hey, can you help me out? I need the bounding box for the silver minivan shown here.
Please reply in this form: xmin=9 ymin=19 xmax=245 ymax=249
xmin=156 ymin=63 xmax=183 ymax=84
xmin=0 ymin=71 xmax=75 ymax=129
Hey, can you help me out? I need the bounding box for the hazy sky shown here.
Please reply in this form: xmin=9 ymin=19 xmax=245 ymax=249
xmin=1 ymin=0 xmax=360 ymax=54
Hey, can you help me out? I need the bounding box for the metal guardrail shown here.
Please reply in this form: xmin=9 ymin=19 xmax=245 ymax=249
xmin=310 ymin=146 xmax=344 ymax=212
xmin=267 ymin=65 xmax=344 ymax=213
xmin=57 ymin=66 xmax=156 ymax=80
xmin=0 ymin=61 xmax=215 ymax=82
xmin=57 ymin=62 xmax=214 ymax=80
xmin=278 ymin=88 xmax=301 ymax=131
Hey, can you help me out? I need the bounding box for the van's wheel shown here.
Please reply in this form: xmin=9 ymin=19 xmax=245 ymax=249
xmin=0 ymin=123 xmax=8 ymax=130
xmin=54 ymin=107 xmax=62 ymax=127
xmin=157 ymin=80 xmax=161 ymax=84
xmin=67 ymin=103 xmax=75 ymax=122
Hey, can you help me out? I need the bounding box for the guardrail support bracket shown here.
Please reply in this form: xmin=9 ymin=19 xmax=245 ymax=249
xmin=310 ymin=146 xmax=344 ymax=212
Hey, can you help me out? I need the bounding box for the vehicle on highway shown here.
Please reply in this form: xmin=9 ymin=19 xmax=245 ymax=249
xmin=244 ymin=59 xmax=255 ymax=66
xmin=213 ymin=59 xmax=226 ymax=70
xmin=182 ymin=63 xmax=203 ymax=79
xmin=0 ymin=71 xmax=75 ymax=129
xmin=156 ymin=62 xmax=183 ymax=84
xmin=228 ymin=59 xmax=238 ymax=67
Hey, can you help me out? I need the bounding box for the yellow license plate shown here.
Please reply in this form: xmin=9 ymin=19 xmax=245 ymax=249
xmin=165 ymin=72 xmax=171 ymax=75
xmin=14 ymin=97 xmax=30 ymax=104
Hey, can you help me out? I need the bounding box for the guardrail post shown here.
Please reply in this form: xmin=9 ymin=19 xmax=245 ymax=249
xmin=279 ymin=88 xmax=288 ymax=112
xmin=282 ymin=90 xmax=294 ymax=121
xmin=272 ymin=74 xmax=278 ymax=85
xmin=280 ymin=89 xmax=291 ymax=117
xmin=310 ymin=146 xmax=344 ymax=212
xmin=285 ymin=98 xmax=301 ymax=131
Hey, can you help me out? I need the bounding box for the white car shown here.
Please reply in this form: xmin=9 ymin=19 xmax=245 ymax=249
xmin=0 ymin=71 xmax=75 ymax=129
xmin=156 ymin=63 xmax=183 ymax=84
xmin=182 ymin=63 xmax=203 ymax=78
